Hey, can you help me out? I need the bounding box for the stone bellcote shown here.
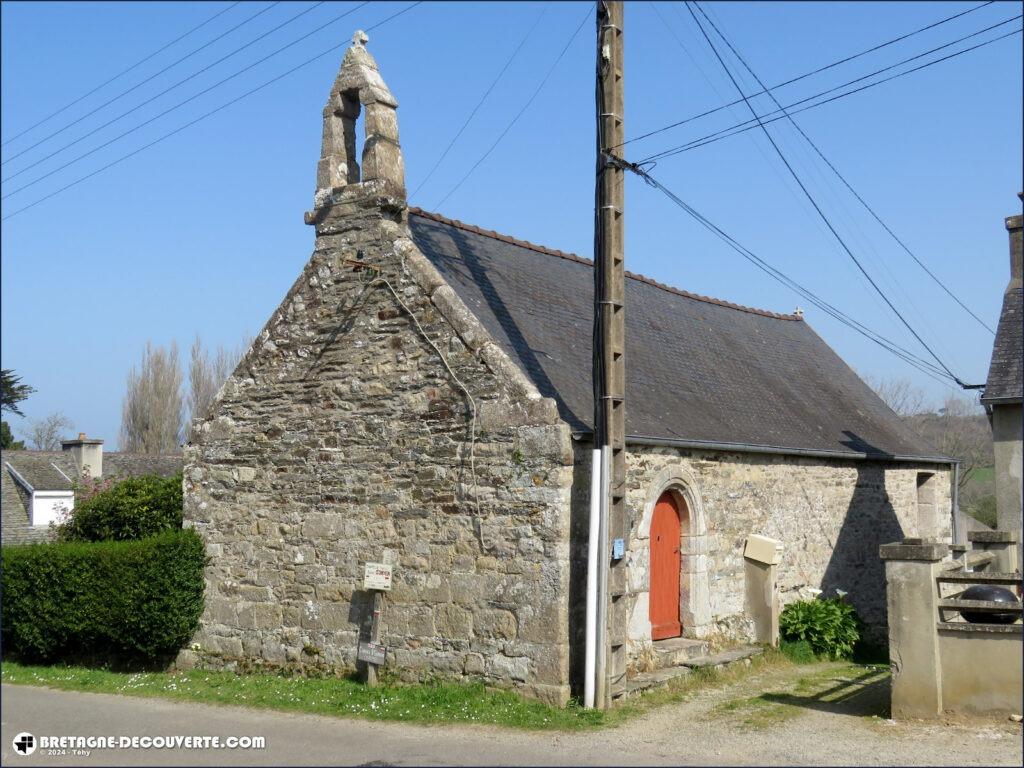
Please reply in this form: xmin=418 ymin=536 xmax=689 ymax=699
xmin=310 ymin=30 xmax=405 ymax=213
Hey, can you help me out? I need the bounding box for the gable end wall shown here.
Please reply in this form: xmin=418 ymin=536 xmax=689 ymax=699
xmin=183 ymin=184 xmax=574 ymax=704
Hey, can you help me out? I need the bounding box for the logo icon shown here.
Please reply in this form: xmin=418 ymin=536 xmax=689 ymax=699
xmin=12 ymin=732 xmax=36 ymax=755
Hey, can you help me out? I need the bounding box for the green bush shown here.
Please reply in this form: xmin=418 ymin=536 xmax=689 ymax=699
xmin=778 ymin=638 xmax=816 ymax=664
xmin=779 ymin=598 xmax=863 ymax=660
xmin=57 ymin=473 xmax=183 ymax=542
xmin=1 ymin=529 xmax=205 ymax=663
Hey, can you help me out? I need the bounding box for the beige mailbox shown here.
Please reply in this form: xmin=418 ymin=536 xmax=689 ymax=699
xmin=744 ymin=534 xmax=783 ymax=645
xmin=744 ymin=534 xmax=783 ymax=565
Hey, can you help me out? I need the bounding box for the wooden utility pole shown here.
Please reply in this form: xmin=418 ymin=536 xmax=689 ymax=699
xmin=594 ymin=0 xmax=626 ymax=708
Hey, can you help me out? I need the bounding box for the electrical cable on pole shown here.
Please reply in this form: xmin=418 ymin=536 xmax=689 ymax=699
xmin=615 ymin=159 xmax=961 ymax=386
xmin=614 ymin=0 xmax=999 ymax=150
xmin=591 ymin=0 xmax=628 ymax=709
xmin=690 ymin=1 xmax=996 ymax=337
xmin=639 ymin=20 xmax=1021 ymax=163
xmin=683 ymin=1 xmax=980 ymax=388
xmin=2 ymin=2 xmax=283 ymax=166
xmin=1 ymin=1 xmax=242 ymax=148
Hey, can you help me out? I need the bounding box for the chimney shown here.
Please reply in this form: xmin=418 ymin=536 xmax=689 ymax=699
xmin=1005 ymin=191 xmax=1023 ymax=293
xmin=306 ymin=30 xmax=405 ymax=222
xmin=61 ymin=433 xmax=103 ymax=479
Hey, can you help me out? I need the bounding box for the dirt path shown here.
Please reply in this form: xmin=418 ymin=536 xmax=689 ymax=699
xmin=3 ymin=663 xmax=1021 ymax=766
xmin=610 ymin=661 xmax=1021 ymax=766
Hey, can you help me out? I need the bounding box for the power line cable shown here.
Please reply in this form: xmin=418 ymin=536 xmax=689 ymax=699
xmin=1 ymin=2 xmax=242 ymax=148
xmin=1 ymin=2 xmax=422 ymax=222
xmin=683 ymin=1 xmax=972 ymax=387
xmin=410 ymin=5 xmax=548 ymax=201
xmin=3 ymin=1 xmax=327 ymax=187
xmin=3 ymin=2 xmax=387 ymax=200
xmin=691 ymin=2 xmax=996 ymax=336
xmin=432 ymin=4 xmax=592 ymax=211
xmin=1 ymin=2 xmax=281 ymax=167
xmin=623 ymin=4 xmax=1011 ymax=151
xmin=693 ymin=3 xmax=969 ymax=372
xmin=609 ymin=157 xmax=957 ymax=385
xmin=651 ymin=0 xmax=868 ymax=298
xmin=641 ymin=22 xmax=1022 ymax=162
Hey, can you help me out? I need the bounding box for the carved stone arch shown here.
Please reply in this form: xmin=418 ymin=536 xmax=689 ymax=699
xmin=635 ymin=464 xmax=712 ymax=638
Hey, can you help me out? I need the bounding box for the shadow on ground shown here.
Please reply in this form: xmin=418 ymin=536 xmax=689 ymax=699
xmin=759 ymin=667 xmax=891 ymax=719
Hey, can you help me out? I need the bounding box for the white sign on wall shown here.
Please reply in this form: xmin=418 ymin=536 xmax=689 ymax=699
xmin=363 ymin=562 xmax=393 ymax=591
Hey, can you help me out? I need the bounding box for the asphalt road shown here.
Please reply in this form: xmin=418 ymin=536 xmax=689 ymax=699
xmin=2 ymin=677 xmax=1021 ymax=767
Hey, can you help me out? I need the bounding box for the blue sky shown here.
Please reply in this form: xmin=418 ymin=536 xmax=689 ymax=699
xmin=1 ymin=1 xmax=1021 ymax=446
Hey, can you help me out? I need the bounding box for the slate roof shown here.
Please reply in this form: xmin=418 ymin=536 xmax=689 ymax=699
xmin=0 ymin=450 xmax=75 ymax=545
xmin=2 ymin=450 xmax=77 ymax=490
xmin=103 ymin=452 xmax=182 ymax=479
xmin=981 ymin=285 xmax=1022 ymax=404
xmin=408 ymin=208 xmax=945 ymax=462
xmin=1 ymin=467 xmax=48 ymax=545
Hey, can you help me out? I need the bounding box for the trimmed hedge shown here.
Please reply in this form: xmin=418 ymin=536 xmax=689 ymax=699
xmin=1 ymin=529 xmax=205 ymax=662
xmin=58 ymin=473 xmax=183 ymax=542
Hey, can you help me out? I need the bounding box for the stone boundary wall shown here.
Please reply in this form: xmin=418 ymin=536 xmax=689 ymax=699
xmin=568 ymin=441 xmax=952 ymax=680
xmin=182 ymin=184 xmax=573 ymax=704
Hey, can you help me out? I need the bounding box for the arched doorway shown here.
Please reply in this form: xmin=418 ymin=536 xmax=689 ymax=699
xmin=649 ymin=491 xmax=684 ymax=640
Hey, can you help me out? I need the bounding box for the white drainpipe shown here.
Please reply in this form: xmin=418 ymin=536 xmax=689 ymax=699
xmin=583 ymin=447 xmax=601 ymax=708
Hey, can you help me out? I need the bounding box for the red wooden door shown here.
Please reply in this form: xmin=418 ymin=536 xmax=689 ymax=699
xmin=649 ymin=492 xmax=681 ymax=640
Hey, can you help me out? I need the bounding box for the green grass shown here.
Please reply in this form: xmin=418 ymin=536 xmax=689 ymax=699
xmin=3 ymin=651 xmax=795 ymax=731
xmin=710 ymin=662 xmax=891 ymax=730
xmin=1 ymin=662 xmax=604 ymax=731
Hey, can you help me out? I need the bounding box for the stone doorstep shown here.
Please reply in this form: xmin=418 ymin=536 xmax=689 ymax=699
xmin=652 ymin=637 xmax=710 ymax=668
xmin=615 ymin=645 xmax=764 ymax=700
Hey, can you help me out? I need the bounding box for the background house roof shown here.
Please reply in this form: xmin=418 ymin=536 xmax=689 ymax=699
xmin=1 ymin=450 xmax=76 ymax=545
xmin=103 ymin=452 xmax=183 ymax=479
xmin=981 ymin=285 xmax=1022 ymax=404
xmin=408 ymin=208 xmax=943 ymax=461
xmin=2 ymin=450 xmax=77 ymax=491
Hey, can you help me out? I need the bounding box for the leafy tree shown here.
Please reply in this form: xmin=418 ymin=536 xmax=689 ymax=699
xmin=1 ymin=369 xmax=35 ymax=450
xmin=1 ymin=369 xmax=35 ymax=416
xmin=1 ymin=421 xmax=25 ymax=450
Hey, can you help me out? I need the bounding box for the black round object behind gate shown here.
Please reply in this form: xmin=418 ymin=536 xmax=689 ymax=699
xmin=959 ymin=584 xmax=1021 ymax=624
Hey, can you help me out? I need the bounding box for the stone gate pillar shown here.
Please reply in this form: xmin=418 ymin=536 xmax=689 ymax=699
xmin=879 ymin=538 xmax=948 ymax=719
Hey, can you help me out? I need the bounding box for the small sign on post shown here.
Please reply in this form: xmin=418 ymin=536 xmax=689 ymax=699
xmin=363 ymin=562 xmax=393 ymax=591
xmin=362 ymin=561 xmax=393 ymax=687
xmin=357 ymin=640 xmax=387 ymax=666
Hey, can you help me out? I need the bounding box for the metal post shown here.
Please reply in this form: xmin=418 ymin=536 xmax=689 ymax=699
xmin=593 ymin=0 xmax=626 ymax=707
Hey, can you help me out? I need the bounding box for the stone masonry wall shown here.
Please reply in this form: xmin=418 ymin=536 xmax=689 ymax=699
xmin=182 ymin=183 xmax=574 ymax=704
xmin=568 ymin=442 xmax=952 ymax=679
